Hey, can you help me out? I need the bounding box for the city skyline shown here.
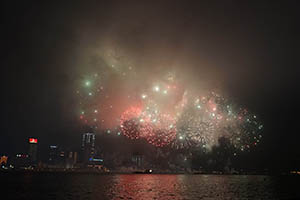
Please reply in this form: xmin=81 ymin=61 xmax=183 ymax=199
xmin=2 ymin=1 xmax=299 ymax=171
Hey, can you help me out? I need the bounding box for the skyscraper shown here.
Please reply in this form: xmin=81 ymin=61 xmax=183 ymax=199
xmin=28 ymin=138 xmax=38 ymax=165
xmin=66 ymin=151 xmax=78 ymax=169
xmin=81 ymin=133 xmax=95 ymax=164
xmin=48 ymin=145 xmax=59 ymax=165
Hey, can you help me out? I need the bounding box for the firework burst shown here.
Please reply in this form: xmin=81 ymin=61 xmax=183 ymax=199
xmin=76 ymin=62 xmax=263 ymax=153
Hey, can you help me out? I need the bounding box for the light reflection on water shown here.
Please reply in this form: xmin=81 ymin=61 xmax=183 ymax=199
xmin=111 ymin=175 xmax=272 ymax=200
xmin=113 ymin=175 xmax=181 ymax=200
xmin=1 ymin=173 xmax=300 ymax=200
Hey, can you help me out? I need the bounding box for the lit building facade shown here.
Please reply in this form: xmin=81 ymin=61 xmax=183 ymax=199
xmin=48 ymin=145 xmax=59 ymax=165
xmin=28 ymin=138 xmax=38 ymax=164
xmin=66 ymin=151 xmax=78 ymax=169
xmin=81 ymin=133 xmax=96 ymax=164
xmin=13 ymin=154 xmax=30 ymax=168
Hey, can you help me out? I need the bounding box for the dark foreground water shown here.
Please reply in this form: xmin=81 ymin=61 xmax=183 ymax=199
xmin=1 ymin=172 xmax=300 ymax=200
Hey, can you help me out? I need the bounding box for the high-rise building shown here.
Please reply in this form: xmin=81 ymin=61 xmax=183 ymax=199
xmin=73 ymin=152 xmax=78 ymax=165
xmin=28 ymin=138 xmax=38 ymax=164
xmin=48 ymin=145 xmax=59 ymax=165
xmin=58 ymin=150 xmax=66 ymax=165
xmin=66 ymin=151 xmax=78 ymax=169
xmin=13 ymin=154 xmax=30 ymax=168
xmin=81 ymin=132 xmax=95 ymax=164
xmin=132 ymin=153 xmax=144 ymax=169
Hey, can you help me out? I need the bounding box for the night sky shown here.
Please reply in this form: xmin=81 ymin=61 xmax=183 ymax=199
xmin=2 ymin=1 xmax=299 ymax=169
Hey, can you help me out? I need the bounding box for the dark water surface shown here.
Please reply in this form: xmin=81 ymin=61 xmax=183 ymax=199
xmin=1 ymin=172 xmax=300 ymax=200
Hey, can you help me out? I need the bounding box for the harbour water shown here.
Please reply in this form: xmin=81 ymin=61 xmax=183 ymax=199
xmin=1 ymin=172 xmax=300 ymax=200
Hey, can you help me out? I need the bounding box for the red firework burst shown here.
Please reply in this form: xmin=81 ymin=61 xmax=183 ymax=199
xmin=120 ymin=106 xmax=142 ymax=139
xmin=143 ymin=113 xmax=177 ymax=147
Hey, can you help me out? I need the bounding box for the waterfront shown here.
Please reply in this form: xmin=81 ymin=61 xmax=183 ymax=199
xmin=1 ymin=173 xmax=300 ymax=200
